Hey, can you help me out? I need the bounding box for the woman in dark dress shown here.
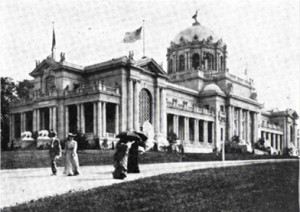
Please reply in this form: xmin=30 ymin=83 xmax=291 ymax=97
xmin=127 ymin=140 xmax=145 ymax=173
xmin=113 ymin=140 xmax=134 ymax=179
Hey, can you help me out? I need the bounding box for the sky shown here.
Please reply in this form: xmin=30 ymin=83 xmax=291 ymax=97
xmin=0 ymin=0 xmax=299 ymax=113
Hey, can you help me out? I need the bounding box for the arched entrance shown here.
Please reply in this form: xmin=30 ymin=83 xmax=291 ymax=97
xmin=139 ymin=89 xmax=152 ymax=127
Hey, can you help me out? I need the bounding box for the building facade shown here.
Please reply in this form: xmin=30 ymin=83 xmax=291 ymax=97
xmin=9 ymin=19 xmax=299 ymax=153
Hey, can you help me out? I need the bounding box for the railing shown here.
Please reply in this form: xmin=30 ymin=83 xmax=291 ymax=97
xmin=261 ymin=122 xmax=283 ymax=130
xmin=167 ymin=101 xmax=215 ymax=116
xmin=64 ymin=84 xmax=119 ymax=97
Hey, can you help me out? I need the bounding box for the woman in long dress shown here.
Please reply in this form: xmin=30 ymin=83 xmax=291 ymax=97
xmin=64 ymin=133 xmax=80 ymax=176
xmin=113 ymin=140 xmax=134 ymax=179
xmin=127 ymin=140 xmax=145 ymax=173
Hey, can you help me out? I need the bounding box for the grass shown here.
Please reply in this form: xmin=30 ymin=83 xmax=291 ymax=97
xmin=1 ymin=150 xmax=296 ymax=169
xmin=3 ymin=161 xmax=298 ymax=211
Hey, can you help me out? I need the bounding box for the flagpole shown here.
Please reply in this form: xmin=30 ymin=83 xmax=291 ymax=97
xmin=52 ymin=22 xmax=55 ymax=59
xmin=143 ymin=19 xmax=145 ymax=58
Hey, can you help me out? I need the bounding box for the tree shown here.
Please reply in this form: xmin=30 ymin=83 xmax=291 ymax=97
xmin=1 ymin=77 xmax=18 ymax=150
xmin=16 ymin=79 xmax=33 ymax=99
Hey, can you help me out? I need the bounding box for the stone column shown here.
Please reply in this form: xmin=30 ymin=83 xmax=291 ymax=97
xmin=81 ymin=104 xmax=85 ymax=134
xmin=262 ymin=131 xmax=265 ymax=140
xmin=238 ymin=108 xmax=242 ymax=137
xmin=53 ymin=107 xmax=57 ymax=133
xmin=212 ymin=122 xmax=215 ymax=145
xmin=173 ymin=115 xmax=178 ymax=136
xmin=102 ymin=102 xmax=107 ymax=137
xmin=20 ymin=113 xmax=24 ymax=133
xmin=115 ymin=104 xmax=119 ymax=135
xmin=194 ymin=119 xmax=199 ymax=142
xmin=273 ymin=133 xmax=276 ymax=148
xmin=23 ymin=113 xmax=27 ymax=132
xmin=293 ymin=123 xmax=297 ymax=145
xmin=134 ymin=80 xmax=140 ymax=131
xmin=253 ymin=112 xmax=258 ymax=144
xmin=41 ymin=110 xmax=45 ymax=130
xmin=127 ymin=79 xmax=133 ymax=131
xmin=155 ymin=86 xmax=160 ymax=134
xmin=33 ymin=110 xmax=37 ymax=132
xmin=227 ymin=106 xmax=233 ymax=141
xmin=160 ymin=88 xmax=167 ymax=135
xmin=93 ymin=102 xmax=97 ymax=136
xmin=57 ymin=103 xmax=65 ymax=140
xmin=77 ymin=104 xmax=80 ymax=132
xmin=37 ymin=109 xmax=40 ymax=131
xmin=203 ymin=121 xmax=208 ymax=144
xmin=247 ymin=111 xmax=251 ymax=143
xmin=65 ymin=106 xmax=69 ymax=136
xmin=97 ymin=102 xmax=102 ymax=137
xmin=184 ymin=117 xmax=189 ymax=141
xmin=49 ymin=107 xmax=53 ymax=130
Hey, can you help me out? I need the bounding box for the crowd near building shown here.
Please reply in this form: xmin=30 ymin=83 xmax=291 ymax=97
xmin=9 ymin=16 xmax=299 ymax=154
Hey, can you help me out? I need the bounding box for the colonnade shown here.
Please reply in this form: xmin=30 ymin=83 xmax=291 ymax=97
xmin=261 ymin=131 xmax=283 ymax=150
xmin=170 ymin=114 xmax=214 ymax=144
xmin=227 ymin=106 xmax=258 ymax=143
xmin=65 ymin=101 xmax=119 ymax=138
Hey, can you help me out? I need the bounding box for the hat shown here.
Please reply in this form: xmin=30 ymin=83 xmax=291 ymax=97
xmin=68 ymin=133 xmax=76 ymax=137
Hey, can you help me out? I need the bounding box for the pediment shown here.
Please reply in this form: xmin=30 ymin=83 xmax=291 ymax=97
xmin=30 ymin=59 xmax=60 ymax=77
xmin=135 ymin=58 xmax=168 ymax=78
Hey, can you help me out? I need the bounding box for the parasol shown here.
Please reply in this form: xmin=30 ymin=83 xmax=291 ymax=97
xmin=116 ymin=131 xmax=142 ymax=142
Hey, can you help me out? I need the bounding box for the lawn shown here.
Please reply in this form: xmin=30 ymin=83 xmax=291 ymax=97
xmin=2 ymin=161 xmax=298 ymax=211
xmin=1 ymin=150 xmax=296 ymax=169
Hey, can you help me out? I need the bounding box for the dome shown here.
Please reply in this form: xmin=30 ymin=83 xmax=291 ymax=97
xmin=202 ymin=84 xmax=224 ymax=94
xmin=173 ymin=24 xmax=219 ymax=44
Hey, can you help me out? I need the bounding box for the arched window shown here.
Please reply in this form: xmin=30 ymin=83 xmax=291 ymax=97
xmin=168 ymin=59 xmax=173 ymax=73
xmin=179 ymin=55 xmax=185 ymax=72
xmin=192 ymin=53 xmax=200 ymax=70
xmin=45 ymin=75 xmax=55 ymax=93
xmin=139 ymin=89 xmax=152 ymax=126
xmin=207 ymin=53 xmax=214 ymax=70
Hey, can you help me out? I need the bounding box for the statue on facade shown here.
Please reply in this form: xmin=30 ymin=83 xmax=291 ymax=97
xmin=128 ymin=51 xmax=134 ymax=60
xmin=35 ymin=60 xmax=40 ymax=67
xmin=192 ymin=10 xmax=200 ymax=25
xmin=60 ymin=52 xmax=65 ymax=62
xmin=227 ymin=83 xmax=233 ymax=94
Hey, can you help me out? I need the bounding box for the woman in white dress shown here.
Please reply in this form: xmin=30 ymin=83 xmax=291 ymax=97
xmin=64 ymin=133 xmax=80 ymax=176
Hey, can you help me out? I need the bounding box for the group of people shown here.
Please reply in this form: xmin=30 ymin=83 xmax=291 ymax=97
xmin=49 ymin=133 xmax=80 ymax=176
xmin=113 ymin=137 xmax=145 ymax=179
xmin=49 ymin=132 xmax=146 ymax=179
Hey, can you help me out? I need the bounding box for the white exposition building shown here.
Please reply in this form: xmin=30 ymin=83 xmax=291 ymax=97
xmin=9 ymin=17 xmax=299 ymax=153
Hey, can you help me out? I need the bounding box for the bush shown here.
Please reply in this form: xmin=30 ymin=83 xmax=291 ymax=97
xmin=94 ymin=137 xmax=100 ymax=149
xmin=74 ymin=132 xmax=88 ymax=150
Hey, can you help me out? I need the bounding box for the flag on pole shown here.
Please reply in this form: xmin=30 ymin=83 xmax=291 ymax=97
xmin=52 ymin=28 xmax=56 ymax=52
xmin=123 ymin=27 xmax=142 ymax=43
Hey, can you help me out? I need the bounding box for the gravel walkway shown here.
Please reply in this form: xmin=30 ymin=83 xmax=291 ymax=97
xmin=1 ymin=158 xmax=298 ymax=208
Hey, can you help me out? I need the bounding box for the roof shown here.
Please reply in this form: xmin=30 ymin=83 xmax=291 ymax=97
xmin=173 ymin=24 xmax=219 ymax=44
xmin=202 ymin=83 xmax=224 ymax=95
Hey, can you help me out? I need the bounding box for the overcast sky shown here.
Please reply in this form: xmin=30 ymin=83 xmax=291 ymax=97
xmin=1 ymin=0 xmax=299 ymax=113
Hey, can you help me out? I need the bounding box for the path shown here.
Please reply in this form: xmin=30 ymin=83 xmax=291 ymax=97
xmin=0 ymin=159 xmax=297 ymax=208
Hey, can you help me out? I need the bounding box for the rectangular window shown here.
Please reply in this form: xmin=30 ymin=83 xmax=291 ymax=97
xmin=220 ymin=105 xmax=224 ymax=112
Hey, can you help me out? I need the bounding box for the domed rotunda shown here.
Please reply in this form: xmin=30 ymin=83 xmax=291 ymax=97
xmin=167 ymin=16 xmax=227 ymax=74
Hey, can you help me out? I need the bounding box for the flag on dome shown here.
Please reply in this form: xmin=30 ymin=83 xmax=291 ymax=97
xmin=123 ymin=27 xmax=142 ymax=43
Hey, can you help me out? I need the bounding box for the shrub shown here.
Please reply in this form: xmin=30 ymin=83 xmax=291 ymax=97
xmin=94 ymin=137 xmax=100 ymax=149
